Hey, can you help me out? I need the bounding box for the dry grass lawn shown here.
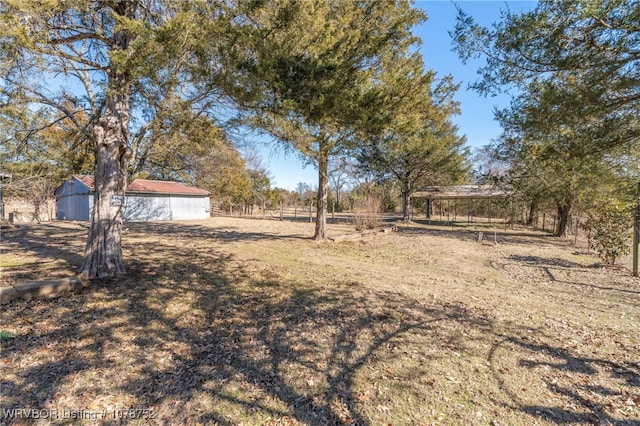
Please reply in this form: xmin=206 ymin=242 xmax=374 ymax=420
xmin=1 ymin=217 xmax=639 ymax=425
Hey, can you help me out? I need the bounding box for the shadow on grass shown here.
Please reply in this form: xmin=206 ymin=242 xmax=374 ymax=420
xmin=1 ymin=221 xmax=638 ymax=424
xmin=489 ymin=336 xmax=640 ymax=425
xmin=506 ymin=254 xmax=640 ymax=295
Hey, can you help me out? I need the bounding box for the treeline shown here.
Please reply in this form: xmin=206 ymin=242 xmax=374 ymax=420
xmin=454 ymin=0 xmax=640 ymax=264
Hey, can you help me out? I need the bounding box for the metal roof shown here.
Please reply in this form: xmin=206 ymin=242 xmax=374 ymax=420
xmin=72 ymin=175 xmax=209 ymax=196
xmin=411 ymin=185 xmax=510 ymax=200
xmin=127 ymin=179 xmax=210 ymax=196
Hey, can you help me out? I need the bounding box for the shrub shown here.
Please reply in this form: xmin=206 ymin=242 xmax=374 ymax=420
xmin=582 ymin=202 xmax=632 ymax=265
xmin=352 ymin=193 xmax=382 ymax=231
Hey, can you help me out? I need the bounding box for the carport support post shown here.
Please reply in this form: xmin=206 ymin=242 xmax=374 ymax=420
xmin=633 ymin=182 xmax=639 ymax=277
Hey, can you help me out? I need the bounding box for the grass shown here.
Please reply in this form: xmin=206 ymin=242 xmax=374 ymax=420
xmin=1 ymin=218 xmax=638 ymax=425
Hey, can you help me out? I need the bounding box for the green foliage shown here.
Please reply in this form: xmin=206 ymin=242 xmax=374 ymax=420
xmin=582 ymin=202 xmax=633 ymax=265
xmin=223 ymin=0 xmax=427 ymax=239
xmin=454 ymin=0 xmax=640 ymax=237
xmin=0 ymin=331 xmax=14 ymax=344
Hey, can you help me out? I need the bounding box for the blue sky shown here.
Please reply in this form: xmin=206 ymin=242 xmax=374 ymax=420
xmin=261 ymin=0 xmax=537 ymax=190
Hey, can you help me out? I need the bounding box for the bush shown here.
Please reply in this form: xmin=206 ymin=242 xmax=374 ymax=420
xmin=582 ymin=202 xmax=632 ymax=265
xmin=352 ymin=193 xmax=382 ymax=231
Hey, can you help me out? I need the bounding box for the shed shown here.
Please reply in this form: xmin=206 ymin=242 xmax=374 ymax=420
xmin=411 ymin=185 xmax=511 ymax=224
xmin=55 ymin=175 xmax=210 ymax=221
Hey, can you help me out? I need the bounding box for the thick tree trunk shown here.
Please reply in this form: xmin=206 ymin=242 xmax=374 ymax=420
xmin=79 ymin=81 xmax=131 ymax=279
xmin=79 ymin=4 xmax=135 ymax=280
xmin=314 ymin=153 xmax=329 ymax=240
xmin=555 ymin=202 xmax=572 ymax=238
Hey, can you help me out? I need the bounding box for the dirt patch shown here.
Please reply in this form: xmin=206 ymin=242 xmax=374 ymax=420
xmin=1 ymin=217 xmax=638 ymax=425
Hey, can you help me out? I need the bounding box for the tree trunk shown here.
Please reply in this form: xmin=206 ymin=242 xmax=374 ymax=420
xmin=314 ymin=152 xmax=329 ymax=240
xmin=527 ymin=199 xmax=538 ymax=226
xmin=401 ymin=176 xmax=413 ymax=221
xmin=555 ymin=202 xmax=572 ymax=238
xmin=78 ymin=3 xmax=135 ymax=279
xmin=401 ymin=191 xmax=410 ymax=221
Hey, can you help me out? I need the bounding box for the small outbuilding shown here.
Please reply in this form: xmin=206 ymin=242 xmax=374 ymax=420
xmin=55 ymin=175 xmax=210 ymax=221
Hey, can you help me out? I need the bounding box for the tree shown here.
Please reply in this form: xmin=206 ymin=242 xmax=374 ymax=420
xmin=0 ymin=1 xmax=233 ymax=278
xmin=490 ymin=76 xmax=639 ymax=236
xmin=328 ymin=156 xmax=356 ymax=212
xmin=226 ymin=0 xmax=426 ymax=240
xmin=357 ymin=69 xmax=469 ymax=221
xmin=136 ymin=118 xmax=252 ymax=208
xmin=452 ymin=0 xmax=639 ymax=236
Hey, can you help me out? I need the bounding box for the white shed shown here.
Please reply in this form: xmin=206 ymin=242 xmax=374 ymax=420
xmin=55 ymin=175 xmax=210 ymax=221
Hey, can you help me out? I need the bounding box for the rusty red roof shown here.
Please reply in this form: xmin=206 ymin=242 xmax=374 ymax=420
xmin=127 ymin=179 xmax=209 ymax=195
xmin=72 ymin=175 xmax=209 ymax=196
xmin=73 ymin=175 xmax=95 ymax=189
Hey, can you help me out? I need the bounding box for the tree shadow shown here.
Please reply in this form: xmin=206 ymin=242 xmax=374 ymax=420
xmin=489 ymin=335 xmax=640 ymax=425
xmin=2 ymin=221 xmax=638 ymax=424
xmin=125 ymin=221 xmax=309 ymax=243
xmin=1 ymin=222 xmax=491 ymax=424
xmin=506 ymin=254 xmax=640 ymax=295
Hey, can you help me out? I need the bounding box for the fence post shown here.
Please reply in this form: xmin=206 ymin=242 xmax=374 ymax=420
xmin=280 ymin=201 xmax=283 ymax=221
xmin=633 ymin=182 xmax=639 ymax=277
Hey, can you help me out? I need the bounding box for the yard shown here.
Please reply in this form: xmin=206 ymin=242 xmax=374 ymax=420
xmin=1 ymin=217 xmax=639 ymax=425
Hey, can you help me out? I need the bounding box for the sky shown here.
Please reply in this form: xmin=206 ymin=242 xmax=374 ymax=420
xmin=258 ymin=0 xmax=537 ymax=190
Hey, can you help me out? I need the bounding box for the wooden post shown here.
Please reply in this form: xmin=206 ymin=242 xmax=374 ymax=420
xmin=633 ymin=182 xmax=639 ymax=276
xmin=309 ymin=201 xmax=313 ymax=223
xmin=488 ymin=199 xmax=492 ymax=224
xmin=294 ymin=206 xmax=297 ymax=219
xmin=262 ymin=200 xmax=266 ymax=220
xmin=280 ymin=201 xmax=283 ymax=221
xmin=543 ymin=213 xmax=546 ymax=231
xmin=574 ymin=217 xmax=579 ymax=245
